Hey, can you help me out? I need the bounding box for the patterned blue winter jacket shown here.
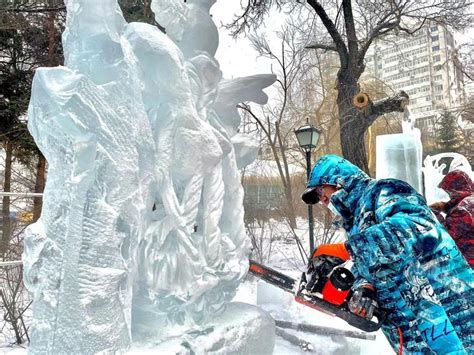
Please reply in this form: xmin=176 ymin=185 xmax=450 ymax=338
xmin=308 ymin=155 xmax=473 ymax=354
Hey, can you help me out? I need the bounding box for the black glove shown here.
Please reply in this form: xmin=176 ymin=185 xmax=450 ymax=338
xmin=301 ymin=255 xmax=345 ymax=294
xmin=348 ymin=283 xmax=378 ymax=319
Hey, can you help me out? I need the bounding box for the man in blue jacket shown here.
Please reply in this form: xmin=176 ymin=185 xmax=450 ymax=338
xmin=302 ymin=154 xmax=473 ymax=354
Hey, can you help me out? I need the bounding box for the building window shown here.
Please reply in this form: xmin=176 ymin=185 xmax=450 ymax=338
xmin=434 ymin=75 xmax=442 ymax=81
xmin=431 ymin=26 xmax=438 ymax=32
xmin=431 ymin=35 xmax=439 ymax=42
xmin=435 ymin=95 xmax=443 ymax=101
xmin=435 ymin=85 xmax=443 ymax=92
xmin=426 ymin=96 xmax=432 ymax=101
xmin=433 ymin=55 xmax=441 ymax=62
xmin=434 ymin=65 xmax=443 ymax=71
xmin=432 ymin=45 xmax=440 ymax=51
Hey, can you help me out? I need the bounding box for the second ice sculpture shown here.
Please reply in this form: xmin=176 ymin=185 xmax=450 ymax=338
xmin=423 ymin=153 xmax=473 ymax=204
xmin=23 ymin=0 xmax=276 ymax=353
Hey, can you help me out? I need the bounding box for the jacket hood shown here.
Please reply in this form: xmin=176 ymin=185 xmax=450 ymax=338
xmin=439 ymin=170 xmax=473 ymax=202
xmin=308 ymin=154 xmax=369 ymax=188
xmin=307 ymin=155 xmax=371 ymax=228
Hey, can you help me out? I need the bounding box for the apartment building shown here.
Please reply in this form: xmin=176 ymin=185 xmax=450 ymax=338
xmin=366 ymin=24 xmax=466 ymax=135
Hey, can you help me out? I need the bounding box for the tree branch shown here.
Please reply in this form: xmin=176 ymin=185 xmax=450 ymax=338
xmin=365 ymin=91 xmax=410 ymax=125
xmin=305 ymin=43 xmax=338 ymax=52
xmin=306 ymin=0 xmax=349 ymax=67
xmin=237 ymin=103 xmax=271 ymax=140
xmin=358 ymin=19 xmax=400 ymax=65
xmin=398 ymin=17 xmax=429 ymax=35
xmin=342 ymin=0 xmax=358 ymax=57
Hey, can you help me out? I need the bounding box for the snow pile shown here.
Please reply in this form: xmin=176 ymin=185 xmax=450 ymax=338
xmin=23 ymin=0 xmax=275 ymax=353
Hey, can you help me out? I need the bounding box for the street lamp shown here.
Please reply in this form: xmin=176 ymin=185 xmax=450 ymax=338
xmin=294 ymin=122 xmax=321 ymax=255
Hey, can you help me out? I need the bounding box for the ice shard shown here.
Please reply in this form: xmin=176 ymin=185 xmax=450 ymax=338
xmin=23 ymin=0 xmax=276 ymax=353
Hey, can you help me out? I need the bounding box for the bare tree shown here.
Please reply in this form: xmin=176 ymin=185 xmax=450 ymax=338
xmin=237 ymin=21 xmax=350 ymax=261
xmin=0 ymin=215 xmax=34 ymax=345
xmin=1 ymin=141 xmax=13 ymax=256
xmin=228 ymin=0 xmax=472 ymax=172
xmin=1 ymin=0 xmax=65 ymax=250
xmin=0 ymin=263 xmax=31 ymax=345
xmin=246 ymin=216 xmax=282 ymax=264
xmin=238 ymin=26 xmax=308 ymax=228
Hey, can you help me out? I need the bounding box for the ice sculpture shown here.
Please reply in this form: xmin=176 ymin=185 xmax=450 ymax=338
xmin=422 ymin=153 xmax=473 ymax=204
xmin=23 ymin=2 xmax=156 ymax=352
xmin=23 ymin=0 xmax=276 ymax=353
xmin=151 ymin=0 xmax=219 ymax=60
xmin=376 ymin=108 xmax=423 ymax=193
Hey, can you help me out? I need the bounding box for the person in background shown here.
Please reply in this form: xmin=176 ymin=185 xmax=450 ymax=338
xmin=301 ymin=154 xmax=473 ymax=354
xmin=430 ymin=170 xmax=473 ymax=269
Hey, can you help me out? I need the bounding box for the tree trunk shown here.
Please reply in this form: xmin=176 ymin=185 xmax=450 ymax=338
xmin=33 ymin=154 xmax=46 ymax=222
xmin=336 ymin=70 xmax=370 ymax=173
xmin=144 ymin=0 xmax=151 ymax=20
xmin=47 ymin=4 xmax=57 ymax=66
xmin=336 ymin=69 xmax=408 ymax=173
xmin=340 ymin=109 xmax=370 ymax=173
xmin=276 ymin=124 xmax=297 ymax=229
xmin=1 ymin=141 xmax=13 ymax=257
xmin=283 ymin=189 xmax=297 ymax=229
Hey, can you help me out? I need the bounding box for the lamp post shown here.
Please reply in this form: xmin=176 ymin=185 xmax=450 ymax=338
xmin=294 ymin=123 xmax=321 ymax=255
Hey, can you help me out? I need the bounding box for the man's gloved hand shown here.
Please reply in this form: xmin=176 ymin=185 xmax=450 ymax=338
xmin=348 ymin=283 xmax=378 ymax=319
xmin=300 ymin=255 xmax=345 ymax=294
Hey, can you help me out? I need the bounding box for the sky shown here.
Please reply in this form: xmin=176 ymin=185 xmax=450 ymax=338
xmin=210 ymin=1 xmax=280 ymax=80
xmin=211 ymin=1 xmax=473 ymax=90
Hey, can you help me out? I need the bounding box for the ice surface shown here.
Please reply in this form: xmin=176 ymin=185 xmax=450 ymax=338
xmin=422 ymin=153 xmax=473 ymax=204
xmin=131 ymin=302 xmax=275 ymax=354
xmin=257 ymin=281 xmax=293 ymax=307
xmin=24 ymin=64 xmax=155 ymax=353
xmin=376 ymin=109 xmax=423 ymax=193
xmin=376 ymin=132 xmax=423 ymax=193
xmin=23 ymin=0 xmax=276 ymax=353
xmin=151 ymin=0 xmax=219 ymax=59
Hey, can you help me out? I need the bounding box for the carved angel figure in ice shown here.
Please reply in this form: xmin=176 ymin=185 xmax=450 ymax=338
xmin=23 ymin=0 xmax=276 ymax=353
xmin=423 ymin=153 xmax=473 ymax=204
xmin=131 ymin=0 xmax=276 ymax=339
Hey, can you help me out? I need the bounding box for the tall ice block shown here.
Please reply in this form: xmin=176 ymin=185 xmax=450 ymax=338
xmin=376 ymin=131 xmax=423 ymax=193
